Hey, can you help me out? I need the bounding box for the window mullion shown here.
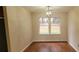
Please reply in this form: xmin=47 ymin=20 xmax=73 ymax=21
xmin=48 ymin=18 xmax=51 ymax=35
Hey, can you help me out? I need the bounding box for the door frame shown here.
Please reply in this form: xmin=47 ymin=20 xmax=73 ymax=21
xmin=3 ymin=6 xmax=11 ymax=52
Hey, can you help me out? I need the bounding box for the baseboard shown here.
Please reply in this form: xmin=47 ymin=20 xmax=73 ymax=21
xmin=69 ymin=42 xmax=78 ymax=52
xmin=20 ymin=40 xmax=33 ymax=52
xmin=34 ymin=41 xmax=67 ymax=43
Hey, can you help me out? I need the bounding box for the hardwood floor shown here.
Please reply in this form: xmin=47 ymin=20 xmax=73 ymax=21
xmin=24 ymin=42 xmax=76 ymax=52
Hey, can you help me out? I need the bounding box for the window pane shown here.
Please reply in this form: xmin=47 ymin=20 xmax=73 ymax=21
xmin=51 ymin=24 xmax=61 ymax=34
xmin=51 ymin=17 xmax=61 ymax=34
xmin=40 ymin=25 xmax=49 ymax=34
xmin=39 ymin=17 xmax=49 ymax=34
xmin=53 ymin=17 xmax=60 ymax=24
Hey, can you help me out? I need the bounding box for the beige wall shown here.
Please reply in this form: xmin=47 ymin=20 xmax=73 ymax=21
xmin=68 ymin=7 xmax=79 ymax=51
xmin=32 ymin=12 xmax=68 ymax=41
xmin=6 ymin=7 xmax=33 ymax=51
xmin=5 ymin=6 xmax=72 ymax=51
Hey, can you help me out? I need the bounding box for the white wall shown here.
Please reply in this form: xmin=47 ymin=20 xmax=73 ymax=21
xmin=68 ymin=7 xmax=79 ymax=51
xmin=6 ymin=7 xmax=33 ymax=51
xmin=32 ymin=12 xmax=68 ymax=41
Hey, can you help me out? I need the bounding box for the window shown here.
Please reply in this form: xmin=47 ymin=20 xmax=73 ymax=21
xmin=39 ymin=17 xmax=61 ymax=34
xmin=51 ymin=17 xmax=61 ymax=34
xmin=39 ymin=17 xmax=49 ymax=34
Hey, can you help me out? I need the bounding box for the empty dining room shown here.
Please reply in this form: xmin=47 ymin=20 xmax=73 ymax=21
xmin=1 ymin=6 xmax=79 ymax=52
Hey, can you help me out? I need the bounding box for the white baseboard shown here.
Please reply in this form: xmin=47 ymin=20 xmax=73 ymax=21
xmin=69 ymin=42 xmax=79 ymax=52
xmin=20 ymin=40 xmax=33 ymax=52
xmin=34 ymin=40 xmax=67 ymax=42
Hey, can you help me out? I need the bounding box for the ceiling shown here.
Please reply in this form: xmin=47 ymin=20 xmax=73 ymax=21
xmin=25 ymin=6 xmax=74 ymax=13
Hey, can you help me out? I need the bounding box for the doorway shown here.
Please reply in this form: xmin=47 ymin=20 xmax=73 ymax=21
xmin=0 ymin=6 xmax=8 ymax=52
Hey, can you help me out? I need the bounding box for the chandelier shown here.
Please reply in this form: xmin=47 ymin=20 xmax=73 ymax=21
xmin=46 ymin=6 xmax=52 ymax=17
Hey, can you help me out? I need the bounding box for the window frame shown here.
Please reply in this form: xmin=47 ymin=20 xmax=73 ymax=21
xmin=39 ymin=17 xmax=61 ymax=35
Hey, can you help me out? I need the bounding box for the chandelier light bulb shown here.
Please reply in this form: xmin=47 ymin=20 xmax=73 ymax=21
xmin=46 ymin=11 xmax=52 ymax=16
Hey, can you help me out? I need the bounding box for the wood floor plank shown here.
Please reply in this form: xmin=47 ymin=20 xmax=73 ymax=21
xmin=24 ymin=42 xmax=76 ymax=52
